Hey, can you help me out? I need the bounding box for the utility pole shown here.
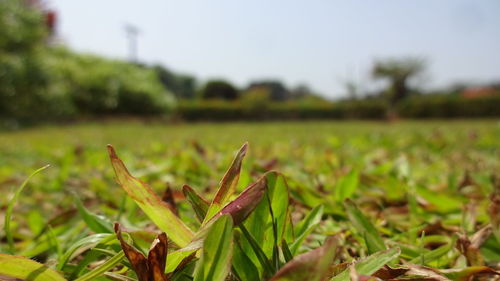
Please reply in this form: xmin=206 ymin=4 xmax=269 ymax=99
xmin=124 ymin=24 xmax=139 ymax=63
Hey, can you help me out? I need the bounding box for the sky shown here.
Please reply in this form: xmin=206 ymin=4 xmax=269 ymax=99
xmin=48 ymin=0 xmax=500 ymax=99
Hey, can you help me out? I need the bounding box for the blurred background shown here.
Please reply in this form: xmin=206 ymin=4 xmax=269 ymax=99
xmin=1 ymin=0 xmax=499 ymax=127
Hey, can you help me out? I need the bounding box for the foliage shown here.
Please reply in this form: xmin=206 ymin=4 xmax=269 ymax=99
xmin=0 ymin=0 xmax=67 ymax=124
xmin=0 ymin=1 xmax=175 ymax=125
xmin=177 ymin=99 xmax=387 ymax=121
xmin=397 ymin=94 xmax=500 ymax=118
xmin=246 ymin=80 xmax=290 ymax=101
xmin=47 ymin=48 xmax=176 ymax=116
xmin=177 ymin=95 xmax=500 ymax=121
xmin=153 ymin=65 xmax=197 ymax=100
xmin=372 ymin=57 xmax=426 ymax=106
xmin=200 ymin=80 xmax=239 ymax=100
xmin=0 ymin=121 xmax=499 ymax=280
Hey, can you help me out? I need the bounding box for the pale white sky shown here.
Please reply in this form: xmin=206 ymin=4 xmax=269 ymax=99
xmin=49 ymin=0 xmax=500 ymax=98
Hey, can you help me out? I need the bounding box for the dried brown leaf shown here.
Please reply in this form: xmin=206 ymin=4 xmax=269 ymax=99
xmin=114 ymin=223 xmax=169 ymax=281
xmin=161 ymin=183 xmax=178 ymax=216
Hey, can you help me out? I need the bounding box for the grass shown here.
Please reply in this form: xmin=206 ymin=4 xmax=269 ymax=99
xmin=0 ymin=120 xmax=499 ymax=280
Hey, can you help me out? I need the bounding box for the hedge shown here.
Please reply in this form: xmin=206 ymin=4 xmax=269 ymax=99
xmin=176 ymin=95 xmax=500 ymax=121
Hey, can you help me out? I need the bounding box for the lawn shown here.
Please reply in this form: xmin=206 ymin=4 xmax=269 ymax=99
xmin=0 ymin=120 xmax=499 ymax=280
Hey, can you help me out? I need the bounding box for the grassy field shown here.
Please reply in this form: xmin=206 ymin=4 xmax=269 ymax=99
xmin=0 ymin=120 xmax=499 ymax=280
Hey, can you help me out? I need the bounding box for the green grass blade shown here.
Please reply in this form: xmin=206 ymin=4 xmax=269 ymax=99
xmin=182 ymin=184 xmax=209 ymax=222
xmin=0 ymin=253 xmax=67 ymax=281
xmin=107 ymin=145 xmax=194 ymax=247
xmin=334 ymin=170 xmax=359 ymax=201
xmin=291 ymin=205 xmax=324 ymax=255
xmin=73 ymin=251 xmax=125 ymax=281
xmin=409 ymin=235 xmax=458 ymax=265
xmin=4 ymin=164 xmax=49 ymax=253
xmin=330 ymin=247 xmax=401 ymax=281
xmin=241 ymin=172 xmax=290 ymax=263
xmin=232 ymin=242 xmax=261 ymax=281
xmin=239 ymin=224 xmax=275 ymax=276
xmin=344 ymin=199 xmax=386 ymax=254
xmin=74 ymin=195 xmax=113 ymax=233
xmin=58 ymin=233 xmax=113 ymax=270
xmin=165 ymin=250 xmax=197 ymax=274
xmin=193 ymin=215 xmax=234 ymax=281
xmin=281 ymin=240 xmax=294 ymax=262
xmin=203 ymin=143 xmax=248 ymax=224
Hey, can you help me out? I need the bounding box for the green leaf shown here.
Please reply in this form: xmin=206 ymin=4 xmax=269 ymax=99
xmin=242 ymin=172 xmax=290 ymax=268
xmin=165 ymin=250 xmax=197 ymax=274
xmin=58 ymin=233 xmax=114 ymax=270
xmin=182 ymin=184 xmax=209 ymax=222
xmin=344 ymin=199 xmax=386 ymax=254
xmin=281 ymin=240 xmax=294 ymax=263
xmin=291 ymin=205 xmax=324 ymax=255
xmin=330 ymin=247 xmax=401 ymax=281
xmin=239 ymin=224 xmax=274 ymax=277
xmin=409 ymin=235 xmax=458 ymax=265
xmin=334 ymin=170 xmax=359 ymax=201
xmin=193 ymin=215 xmax=234 ymax=281
xmin=178 ymin=176 xmax=268 ymax=253
xmin=0 ymin=253 xmax=67 ymax=281
xmin=4 ymin=165 xmax=49 ymax=253
xmin=203 ymin=143 xmax=248 ymax=224
xmin=232 ymin=242 xmax=261 ymax=281
xmin=107 ymin=145 xmax=194 ymax=247
xmin=74 ymin=196 xmax=113 ymax=233
xmin=73 ymin=251 xmax=126 ymax=281
xmin=270 ymin=236 xmax=339 ymax=281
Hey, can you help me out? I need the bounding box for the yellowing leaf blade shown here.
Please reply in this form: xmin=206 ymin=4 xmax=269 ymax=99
xmin=107 ymin=145 xmax=194 ymax=247
xmin=203 ymin=143 xmax=248 ymax=224
xmin=0 ymin=253 xmax=67 ymax=281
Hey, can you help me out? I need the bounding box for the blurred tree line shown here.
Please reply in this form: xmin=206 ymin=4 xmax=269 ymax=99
xmin=0 ymin=0 xmax=177 ymax=126
xmin=1 ymin=0 xmax=498 ymax=126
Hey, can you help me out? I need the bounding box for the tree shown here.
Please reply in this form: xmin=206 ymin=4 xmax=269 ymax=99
xmin=200 ymin=80 xmax=238 ymax=100
xmin=372 ymin=57 xmax=426 ymax=106
xmin=0 ymin=0 xmax=52 ymax=123
xmin=153 ymin=65 xmax=197 ymax=99
xmin=246 ymin=80 xmax=290 ymax=101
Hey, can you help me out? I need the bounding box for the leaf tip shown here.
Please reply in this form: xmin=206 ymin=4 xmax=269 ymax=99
xmin=107 ymin=144 xmax=117 ymax=159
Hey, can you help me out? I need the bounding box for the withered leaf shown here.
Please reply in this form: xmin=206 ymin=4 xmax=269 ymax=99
xmin=114 ymin=223 xmax=169 ymax=281
xmin=162 ymin=183 xmax=179 ymax=216
xmin=270 ymin=236 xmax=339 ymax=281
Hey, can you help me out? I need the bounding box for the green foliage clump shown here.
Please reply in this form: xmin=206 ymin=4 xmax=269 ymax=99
xmin=49 ymin=48 xmax=175 ymax=115
xmin=0 ymin=0 xmax=70 ymax=123
xmin=177 ymin=99 xmax=387 ymax=121
xmin=200 ymin=80 xmax=239 ymax=100
xmin=0 ymin=0 xmax=175 ymax=125
xmin=397 ymin=94 xmax=500 ymax=118
xmin=154 ymin=65 xmax=197 ymax=99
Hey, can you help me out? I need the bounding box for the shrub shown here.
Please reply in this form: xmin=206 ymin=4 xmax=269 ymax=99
xmin=49 ymin=48 xmax=176 ymax=116
xmin=397 ymin=94 xmax=500 ymax=118
xmin=200 ymin=80 xmax=239 ymax=100
xmin=0 ymin=0 xmax=66 ymax=124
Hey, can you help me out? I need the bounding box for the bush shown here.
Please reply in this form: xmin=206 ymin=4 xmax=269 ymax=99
xmin=397 ymin=94 xmax=500 ymax=118
xmin=0 ymin=1 xmax=176 ymax=126
xmin=0 ymin=0 xmax=62 ymax=123
xmin=200 ymin=80 xmax=239 ymax=100
xmin=176 ymin=99 xmax=387 ymax=121
xmin=153 ymin=65 xmax=197 ymax=99
xmin=176 ymin=95 xmax=500 ymax=121
xmin=49 ymin=49 xmax=176 ymax=115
